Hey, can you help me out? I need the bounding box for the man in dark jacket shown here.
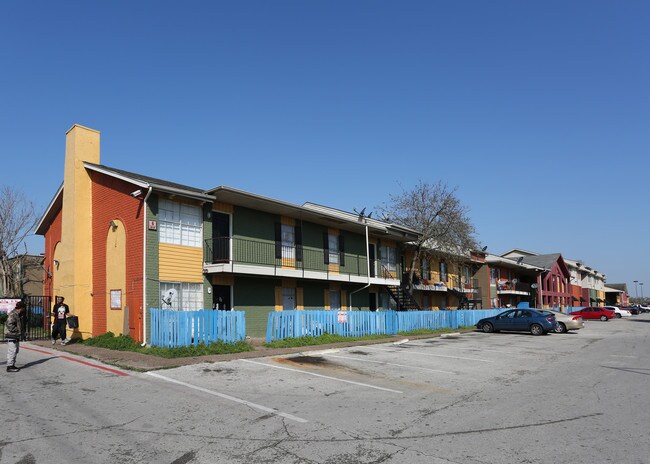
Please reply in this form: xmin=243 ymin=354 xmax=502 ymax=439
xmin=5 ymin=301 xmax=26 ymax=372
xmin=51 ymin=296 xmax=70 ymax=345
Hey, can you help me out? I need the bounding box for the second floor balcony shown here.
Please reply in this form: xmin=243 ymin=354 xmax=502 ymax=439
xmin=496 ymin=280 xmax=531 ymax=295
xmin=203 ymin=237 xmax=400 ymax=285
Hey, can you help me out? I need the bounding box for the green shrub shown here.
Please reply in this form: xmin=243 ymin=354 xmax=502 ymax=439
xmin=81 ymin=332 xmax=253 ymax=358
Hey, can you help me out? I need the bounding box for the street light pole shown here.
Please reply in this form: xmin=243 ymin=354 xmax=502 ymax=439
xmin=633 ymin=280 xmax=639 ymax=299
xmin=640 ymin=282 xmax=644 ymax=301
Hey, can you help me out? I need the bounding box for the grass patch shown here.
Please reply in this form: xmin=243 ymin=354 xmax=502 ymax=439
xmin=397 ymin=326 xmax=476 ymax=336
xmin=81 ymin=332 xmax=253 ymax=358
xmin=264 ymin=333 xmax=389 ymax=349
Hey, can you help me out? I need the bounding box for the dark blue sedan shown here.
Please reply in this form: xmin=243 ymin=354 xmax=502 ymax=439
xmin=476 ymin=309 xmax=557 ymax=335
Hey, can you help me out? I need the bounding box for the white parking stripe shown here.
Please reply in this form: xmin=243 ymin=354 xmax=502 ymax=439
xmin=241 ymin=359 xmax=403 ymax=393
xmin=325 ymin=353 xmax=457 ymax=375
xmin=364 ymin=345 xmax=494 ymax=362
xmin=146 ymin=372 xmax=308 ymax=423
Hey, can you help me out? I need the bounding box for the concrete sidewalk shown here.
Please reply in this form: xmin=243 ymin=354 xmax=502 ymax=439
xmin=27 ymin=330 xmax=468 ymax=371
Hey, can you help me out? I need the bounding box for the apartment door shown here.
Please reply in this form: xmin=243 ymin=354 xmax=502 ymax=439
xmin=212 ymin=285 xmax=231 ymax=310
xmin=368 ymin=244 xmax=376 ymax=278
xmin=369 ymin=292 xmax=377 ymax=311
xmin=212 ymin=212 xmax=231 ymax=263
xmin=282 ymin=288 xmax=296 ymax=310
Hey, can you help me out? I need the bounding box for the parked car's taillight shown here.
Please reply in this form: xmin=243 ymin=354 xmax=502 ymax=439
xmin=572 ymin=316 xmax=582 ymax=321
xmin=546 ymin=316 xmax=554 ymax=322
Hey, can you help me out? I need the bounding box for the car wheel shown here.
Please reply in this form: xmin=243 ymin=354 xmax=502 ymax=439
xmin=530 ymin=324 xmax=544 ymax=336
xmin=615 ymin=313 xmax=622 ymax=318
xmin=482 ymin=322 xmax=494 ymax=333
xmin=600 ymin=315 xmax=608 ymax=321
xmin=554 ymin=322 xmax=567 ymax=334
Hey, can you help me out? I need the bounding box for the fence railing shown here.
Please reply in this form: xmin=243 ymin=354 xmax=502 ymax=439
xmin=266 ymin=309 xmax=504 ymax=342
xmin=150 ymin=309 xmax=246 ymax=348
xmin=204 ymin=237 xmax=380 ymax=278
xmin=0 ymin=295 xmax=51 ymax=341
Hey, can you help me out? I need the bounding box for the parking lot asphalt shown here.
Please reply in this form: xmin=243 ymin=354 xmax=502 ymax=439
xmin=26 ymin=330 xmax=473 ymax=371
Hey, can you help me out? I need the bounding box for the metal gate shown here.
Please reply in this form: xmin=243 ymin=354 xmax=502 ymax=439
xmin=0 ymin=296 xmax=51 ymax=341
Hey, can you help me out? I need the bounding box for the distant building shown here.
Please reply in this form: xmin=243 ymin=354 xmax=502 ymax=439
xmin=0 ymin=254 xmax=44 ymax=297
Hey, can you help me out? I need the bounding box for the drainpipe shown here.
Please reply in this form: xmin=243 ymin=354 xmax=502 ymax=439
xmin=141 ymin=186 xmax=153 ymax=346
xmin=349 ymin=222 xmax=371 ymax=310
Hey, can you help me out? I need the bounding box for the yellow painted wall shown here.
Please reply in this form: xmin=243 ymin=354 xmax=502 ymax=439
xmin=213 ymin=202 xmax=234 ymax=214
xmin=105 ymin=220 xmax=126 ymax=335
xmin=58 ymin=125 xmax=100 ymax=339
xmin=159 ymin=243 xmax=203 ymax=282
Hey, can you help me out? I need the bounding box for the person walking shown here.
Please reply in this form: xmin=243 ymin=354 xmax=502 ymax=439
xmin=51 ymin=296 xmax=70 ymax=345
xmin=5 ymin=301 xmax=26 ymax=372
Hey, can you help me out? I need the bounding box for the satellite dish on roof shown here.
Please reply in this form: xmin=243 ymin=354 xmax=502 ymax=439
xmin=162 ymin=288 xmax=177 ymax=307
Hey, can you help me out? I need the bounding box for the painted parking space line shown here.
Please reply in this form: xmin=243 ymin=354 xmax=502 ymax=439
xmin=364 ymin=345 xmax=494 ymax=363
xmin=23 ymin=346 xmax=129 ymax=377
xmin=241 ymin=359 xmax=403 ymax=393
xmin=146 ymin=371 xmax=308 ymax=423
xmin=324 ymin=353 xmax=457 ymax=375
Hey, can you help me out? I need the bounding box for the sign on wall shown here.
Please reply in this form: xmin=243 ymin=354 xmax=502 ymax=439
xmin=148 ymin=220 xmax=158 ymax=231
xmin=110 ymin=290 xmax=122 ymax=310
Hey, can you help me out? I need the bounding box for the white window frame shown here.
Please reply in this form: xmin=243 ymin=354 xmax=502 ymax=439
xmin=328 ymin=234 xmax=339 ymax=264
xmin=281 ymin=224 xmax=295 ymax=259
xmin=379 ymin=246 xmax=397 ymax=273
xmin=160 ymin=281 xmax=203 ymax=311
xmin=159 ymin=199 xmax=203 ymax=248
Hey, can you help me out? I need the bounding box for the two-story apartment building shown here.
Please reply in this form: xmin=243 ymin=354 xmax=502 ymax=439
xmin=478 ymin=254 xmax=542 ymax=309
xmin=201 ymin=190 xmax=419 ymax=335
xmin=403 ymin=247 xmax=485 ymax=310
xmin=35 ymin=125 xmax=420 ymax=341
xmin=501 ymin=249 xmax=572 ymax=309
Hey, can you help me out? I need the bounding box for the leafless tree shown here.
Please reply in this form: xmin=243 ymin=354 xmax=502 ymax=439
xmin=0 ymin=185 xmax=39 ymax=296
xmin=379 ymin=180 xmax=478 ymax=289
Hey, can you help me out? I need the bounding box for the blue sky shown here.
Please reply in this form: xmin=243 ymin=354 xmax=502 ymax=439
xmin=1 ymin=1 xmax=648 ymax=294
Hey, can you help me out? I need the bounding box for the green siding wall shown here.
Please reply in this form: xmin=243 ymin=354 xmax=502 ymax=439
xmin=145 ymin=194 xmax=160 ymax=343
xmin=203 ymin=205 xmax=212 ymax=307
xmin=234 ymin=277 xmax=276 ymax=338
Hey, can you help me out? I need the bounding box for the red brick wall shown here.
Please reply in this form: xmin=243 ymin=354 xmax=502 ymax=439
xmin=91 ymin=172 xmax=144 ymax=340
xmin=43 ymin=207 xmax=63 ymax=298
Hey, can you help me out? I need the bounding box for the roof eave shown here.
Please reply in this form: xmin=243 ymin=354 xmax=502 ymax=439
xmin=35 ymin=183 xmax=63 ymax=235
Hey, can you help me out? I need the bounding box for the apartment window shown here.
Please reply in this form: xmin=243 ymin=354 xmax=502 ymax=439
xmin=490 ymin=267 xmax=497 ymax=284
xmin=328 ymin=234 xmax=339 ymax=264
xmin=323 ymin=232 xmax=345 ymax=265
xmin=275 ymin=223 xmax=303 ymax=262
xmin=159 ymin=199 xmax=202 ymax=248
xmin=439 ymin=261 xmax=448 ymax=283
xmin=329 ymin=290 xmax=341 ymax=310
xmin=463 ymin=266 xmax=471 ymax=284
xmin=379 ymin=246 xmax=397 ymax=273
xmin=160 ymin=282 xmax=203 ymax=311
xmin=380 ymin=291 xmax=396 ymax=311
xmin=421 ymin=259 xmax=430 ymax=279
xmin=282 ymin=224 xmax=295 ymax=259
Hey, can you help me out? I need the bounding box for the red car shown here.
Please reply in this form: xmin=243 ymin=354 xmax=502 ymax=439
xmin=570 ymin=307 xmax=616 ymax=321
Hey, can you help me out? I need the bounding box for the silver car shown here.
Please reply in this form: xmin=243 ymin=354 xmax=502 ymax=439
xmin=541 ymin=310 xmax=585 ymax=333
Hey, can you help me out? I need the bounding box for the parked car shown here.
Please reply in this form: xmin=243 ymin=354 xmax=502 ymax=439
xmin=570 ymin=307 xmax=616 ymax=321
xmin=621 ymin=306 xmax=640 ymax=315
xmin=540 ymin=310 xmax=584 ymax=333
xmin=476 ymin=309 xmax=556 ymax=335
xmin=604 ymin=306 xmax=632 ymax=318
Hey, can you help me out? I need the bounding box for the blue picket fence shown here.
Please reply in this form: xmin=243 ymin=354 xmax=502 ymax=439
xmin=150 ymin=309 xmax=246 ymax=348
xmin=266 ymin=309 xmax=504 ymax=343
